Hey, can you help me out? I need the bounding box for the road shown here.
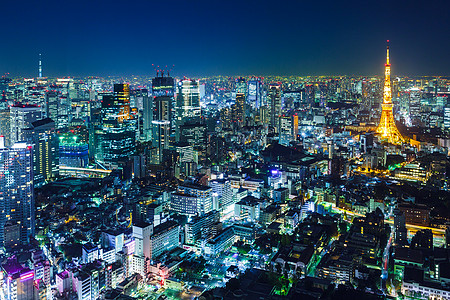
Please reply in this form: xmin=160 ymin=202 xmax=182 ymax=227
xmin=381 ymin=226 xmax=394 ymax=295
xmin=332 ymin=207 xmax=445 ymax=236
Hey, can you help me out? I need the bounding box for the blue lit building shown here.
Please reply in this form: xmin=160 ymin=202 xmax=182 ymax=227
xmin=152 ymin=76 xmax=174 ymax=164
xmin=0 ymin=138 xmax=35 ymax=248
xmin=99 ymin=84 xmax=136 ymax=167
xmin=59 ymin=133 xmax=89 ymax=168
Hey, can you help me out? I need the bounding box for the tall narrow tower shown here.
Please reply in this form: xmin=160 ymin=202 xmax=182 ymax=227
xmin=376 ymin=41 xmax=404 ymax=144
xmin=38 ymin=54 xmax=42 ymax=78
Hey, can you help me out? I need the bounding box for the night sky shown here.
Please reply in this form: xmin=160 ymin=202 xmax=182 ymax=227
xmin=1 ymin=0 xmax=449 ymax=77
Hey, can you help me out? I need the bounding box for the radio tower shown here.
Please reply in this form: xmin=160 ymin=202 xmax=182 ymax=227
xmin=376 ymin=41 xmax=404 ymax=144
xmin=39 ymin=53 xmax=42 ymax=78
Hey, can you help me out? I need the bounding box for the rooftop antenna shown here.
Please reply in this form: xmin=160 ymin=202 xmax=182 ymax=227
xmin=152 ymin=64 xmax=159 ymax=77
xmin=167 ymin=64 xmax=174 ymax=77
xmin=39 ymin=53 xmax=42 ymax=78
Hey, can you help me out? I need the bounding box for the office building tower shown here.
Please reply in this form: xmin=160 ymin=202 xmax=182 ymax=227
xmin=89 ymin=106 xmax=102 ymax=161
xmin=130 ymin=88 xmax=146 ymax=110
xmin=248 ymin=78 xmax=263 ymax=108
xmin=232 ymin=77 xmax=246 ymax=128
xmin=178 ymin=121 xmax=206 ymax=152
xmin=176 ymin=79 xmax=200 ymax=130
xmin=279 ymin=115 xmax=298 ymax=146
xmin=0 ymin=77 xmax=11 ymax=94
xmin=10 ymin=103 xmax=42 ymax=145
xmin=136 ymin=89 xmax=153 ymax=142
xmin=235 ymin=77 xmax=246 ymax=94
xmin=174 ymin=142 xmax=198 ymax=178
xmin=393 ymin=209 xmax=408 ymax=246
xmin=444 ymin=105 xmax=450 ymax=131
xmin=268 ymin=83 xmax=282 ymax=129
xmin=0 ymin=108 xmax=10 ymax=147
xmin=58 ymin=133 xmax=89 ymax=168
xmin=22 ymin=118 xmax=59 ymax=187
xmin=46 ymin=90 xmax=60 ymax=120
xmin=132 ymin=222 xmax=152 ymax=277
xmin=99 ymin=84 xmax=136 ymax=167
xmin=0 ymin=138 xmax=34 ymax=248
xmin=152 ymin=76 xmax=175 ymax=164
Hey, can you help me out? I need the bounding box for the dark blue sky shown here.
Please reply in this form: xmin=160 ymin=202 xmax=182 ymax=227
xmin=1 ymin=0 xmax=449 ymax=77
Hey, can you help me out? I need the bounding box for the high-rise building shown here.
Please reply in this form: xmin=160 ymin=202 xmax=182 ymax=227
xmin=444 ymin=104 xmax=450 ymax=131
xmin=58 ymin=133 xmax=89 ymax=168
xmin=46 ymin=90 xmax=60 ymax=120
xmin=137 ymin=89 xmax=152 ymax=142
xmin=99 ymin=84 xmax=136 ymax=167
xmin=248 ymin=78 xmax=263 ymax=109
xmin=174 ymin=142 xmax=198 ymax=178
xmin=0 ymin=138 xmax=35 ymax=248
xmin=376 ymin=42 xmax=404 ymax=144
xmin=152 ymin=76 xmax=175 ymax=164
xmin=278 ymin=115 xmax=297 ymax=146
xmin=131 ymin=222 xmax=152 ymax=277
xmin=10 ymin=103 xmax=42 ymax=145
xmin=232 ymin=77 xmax=246 ymax=128
xmin=178 ymin=121 xmax=206 ymax=153
xmin=268 ymin=83 xmax=282 ymax=129
xmin=176 ymin=79 xmax=200 ymax=131
xmin=0 ymin=108 xmax=10 ymax=147
xmin=22 ymin=118 xmax=59 ymax=187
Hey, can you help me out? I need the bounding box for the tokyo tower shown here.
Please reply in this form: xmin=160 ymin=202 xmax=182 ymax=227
xmin=376 ymin=41 xmax=404 ymax=144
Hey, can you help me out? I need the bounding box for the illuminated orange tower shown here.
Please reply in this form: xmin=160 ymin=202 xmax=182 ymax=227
xmin=376 ymin=41 xmax=404 ymax=144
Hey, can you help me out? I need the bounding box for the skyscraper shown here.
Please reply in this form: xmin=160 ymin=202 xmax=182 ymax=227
xmin=22 ymin=118 xmax=59 ymax=187
xmin=0 ymin=109 xmax=10 ymax=147
xmin=268 ymin=83 xmax=282 ymax=129
xmin=99 ymin=84 xmax=136 ymax=167
xmin=279 ymin=115 xmax=296 ymax=146
xmin=10 ymin=103 xmax=43 ymax=145
xmin=0 ymin=138 xmax=35 ymax=248
xmin=176 ymin=79 xmax=201 ymax=130
xmin=138 ymin=89 xmax=152 ymax=142
xmin=248 ymin=78 xmax=263 ymax=109
xmin=444 ymin=102 xmax=450 ymax=131
xmin=232 ymin=77 xmax=246 ymax=128
xmin=152 ymin=76 xmax=175 ymax=164
xmin=376 ymin=42 xmax=404 ymax=144
xmin=46 ymin=90 xmax=60 ymax=120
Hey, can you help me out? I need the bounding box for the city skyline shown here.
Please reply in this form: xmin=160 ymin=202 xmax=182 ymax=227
xmin=1 ymin=0 xmax=450 ymax=77
xmin=1 ymin=1 xmax=450 ymax=300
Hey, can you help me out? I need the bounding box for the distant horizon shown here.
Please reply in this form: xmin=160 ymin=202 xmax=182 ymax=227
xmin=4 ymin=73 xmax=450 ymax=80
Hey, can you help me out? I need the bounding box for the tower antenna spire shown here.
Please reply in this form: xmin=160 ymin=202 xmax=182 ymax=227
xmin=39 ymin=53 xmax=42 ymax=78
xmin=386 ymin=40 xmax=390 ymax=66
